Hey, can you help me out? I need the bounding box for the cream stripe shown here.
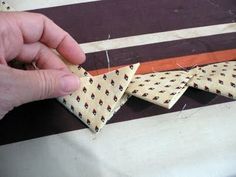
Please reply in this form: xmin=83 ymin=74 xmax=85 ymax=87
xmin=0 ymin=102 xmax=236 ymax=177
xmin=80 ymin=23 xmax=236 ymax=53
xmin=6 ymin=0 xmax=100 ymax=11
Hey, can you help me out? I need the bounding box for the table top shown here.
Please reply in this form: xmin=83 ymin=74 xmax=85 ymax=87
xmin=0 ymin=1 xmax=236 ymax=177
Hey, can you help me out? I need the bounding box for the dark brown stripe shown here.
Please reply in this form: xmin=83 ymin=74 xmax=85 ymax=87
xmin=0 ymin=88 xmax=234 ymax=145
xmin=32 ymin=0 xmax=236 ymax=43
xmin=82 ymin=33 xmax=236 ymax=71
xmin=89 ymin=50 xmax=236 ymax=76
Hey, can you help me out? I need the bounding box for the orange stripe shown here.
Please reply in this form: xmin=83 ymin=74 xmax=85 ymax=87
xmin=89 ymin=49 xmax=236 ymax=76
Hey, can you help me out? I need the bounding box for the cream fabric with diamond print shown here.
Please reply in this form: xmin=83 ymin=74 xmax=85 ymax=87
xmin=188 ymin=61 xmax=236 ymax=99
xmin=58 ymin=63 xmax=139 ymax=132
xmin=65 ymin=63 xmax=131 ymax=116
xmin=59 ymin=58 xmax=235 ymax=132
xmin=126 ymin=71 xmax=193 ymax=109
xmin=0 ymin=1 xmax=14 ymax=11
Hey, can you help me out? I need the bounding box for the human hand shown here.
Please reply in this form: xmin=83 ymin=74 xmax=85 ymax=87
xmin=0 ymin=12 xmax=85 ymax=119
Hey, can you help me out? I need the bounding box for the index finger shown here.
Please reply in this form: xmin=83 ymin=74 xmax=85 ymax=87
xmin=15 ymin=12 xmax=86 ymax=65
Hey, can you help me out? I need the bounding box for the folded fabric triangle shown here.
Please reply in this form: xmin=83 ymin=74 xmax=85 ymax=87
xmin=188 ymin=61 xmax=236 ymax=99
xmin=58 ymin=63 xmax=139 ymax=132
xmin=126 ymin=71 xmax=193 ymax=109
xmin=59 ymin=59 xmax=235 ymax=132
xmin=66 ymin=63 xmax=131 ymax=117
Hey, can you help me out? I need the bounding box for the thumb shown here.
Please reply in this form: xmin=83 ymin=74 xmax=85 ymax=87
xmin=0 ymin=65 xmax=80 ymax=109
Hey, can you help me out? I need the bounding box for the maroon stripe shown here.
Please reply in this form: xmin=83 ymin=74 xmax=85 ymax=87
xmin=0 ymin=89 xmax=234 ymax=145
xmin=32 ymin=0 xmax=236 ymax=43
xmin=82 ymin=33 xmax=236 ymax=71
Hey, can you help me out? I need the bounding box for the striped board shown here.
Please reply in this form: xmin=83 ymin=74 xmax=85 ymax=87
xmin=0 ymin=0 xmax=236 ymax=177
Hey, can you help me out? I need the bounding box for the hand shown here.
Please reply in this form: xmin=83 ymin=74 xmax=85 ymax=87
xmin=0 ymin=12 xmax=86 ymax=119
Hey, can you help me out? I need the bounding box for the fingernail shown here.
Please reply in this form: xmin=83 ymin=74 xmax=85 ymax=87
xmin=60 ymin=74 xmax=80 ymax=93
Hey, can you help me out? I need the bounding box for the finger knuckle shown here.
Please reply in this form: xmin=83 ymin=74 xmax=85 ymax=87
xmin=35 ymin=70 xmax=55 ymax=99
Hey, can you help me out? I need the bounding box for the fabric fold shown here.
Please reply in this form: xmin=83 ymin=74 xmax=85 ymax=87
xmin=59 ymin=60 xmax=235 ymax=132
xmin=126 ymin=71 xmax=193 ymax=109
xmin=58 ymin=63 xmax=140 ymax=132
xmin=188 ymin=61 xmax=236 ymax=99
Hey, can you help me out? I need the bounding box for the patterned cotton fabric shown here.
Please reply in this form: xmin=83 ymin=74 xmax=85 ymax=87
xmin=0 ymin=1 xmax=14 ymax=11
xmin=59 ymin=60 xmax=236 ymax=132
xmin=66 ymin=62 xmax=131 ymax=117
xmin=188 ymin=61 xmax=236 ymax=99
xmin=58 ymin=64 xmax=139 ymax=132
xmin=126 ymin=71 xmax=193 ymax=109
